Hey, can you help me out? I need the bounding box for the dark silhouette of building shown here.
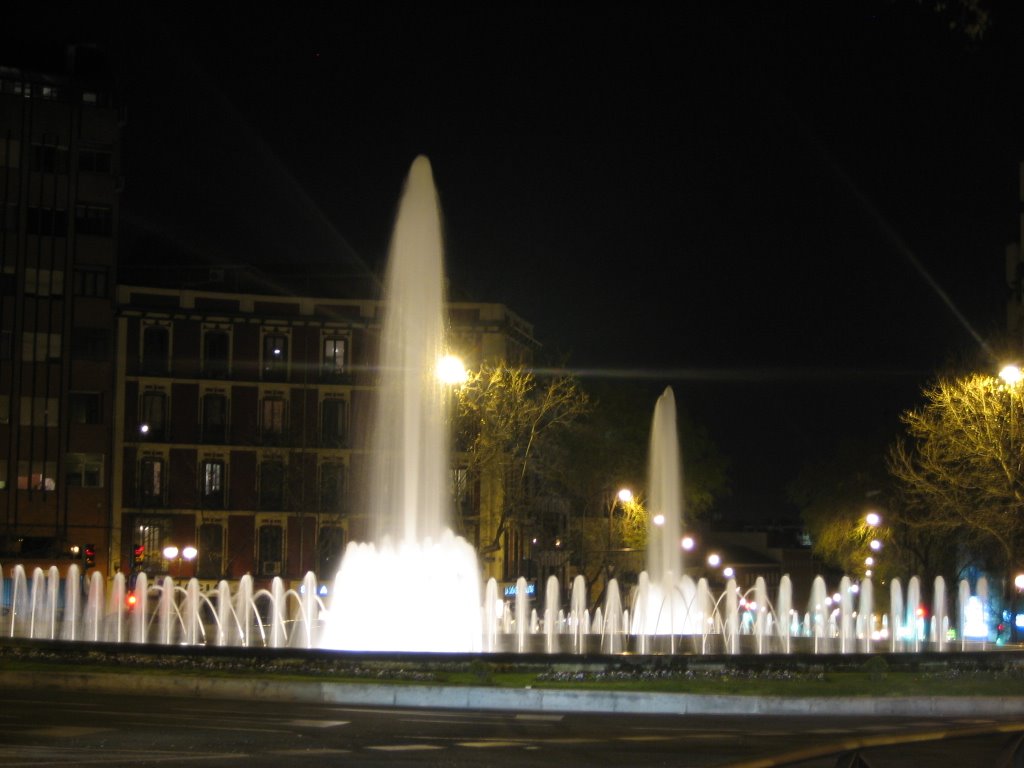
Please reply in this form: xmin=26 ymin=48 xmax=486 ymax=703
xmin=0 ymin=47 xmax=121 ymax=574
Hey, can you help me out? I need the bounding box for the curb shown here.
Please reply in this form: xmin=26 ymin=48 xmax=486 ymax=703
xmin=7 ymin=671 xmax=1024 ymax=717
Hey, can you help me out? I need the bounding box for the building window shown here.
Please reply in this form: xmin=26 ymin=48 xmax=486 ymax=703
xmin=201 ymin=459 xmax=225 ymax=508
xmin=140 ymin=391 xmax=167 ymax=440
xmin=68 ymin=392 xmax=102 ymax=424
xmin=139 ymin=456 xmax=164 ymax=506
xmin=0 ymin=394 xmax=8 ymax=424
xmin=319 ymin=463 xmax=345 ymax=513
xmin=258 ymin=523 xmax=284 ymax=576
xmin=197 ymin=522 xmax=224 ymax=579
xmin=0 ymin=204 xmax=16 ymax=233
xmin=24 ymin=268 xmax=64 ymax=295
xmin=21 ymin=332 xmax=61 ymax=362
xmin=17 ymin=460 xmax=56 ymax=491
xmin=261 ymin=396 xmax=286 ymax=440
xmin=71 ymin=328 xmax=109 ymax=361
xmin=260 ymin=460 xmax=285 ymax=510
xmin=78 ymin=148 xmax=112 ymax=174
xmin=73 ymin=268 xmax=109 ymax=297
xmin=20 ymin=396 xmax=58 ymax=426
xmin=201 ymin=392 xmax=228 ymax=443
xmin=203 ymin=330 xmax=230 ymax=378
xmin=142 ymin=324 xmax=170 ymax=375
xmin=0 ymin=459 xmax=7 ymax=489
xmin=317 ymin=526 xmax=345 ymax=578
xmin=133 ymin=517 xmax=170 ymax=572
xmin=30 ymin=144 xmax=69 ymax=174
xmin=26 ymin=206 xmax=68 ymax=236
xmin=321 ymin=337 xmax=347 ymax=381
xmin=0 ymin=137 xmax=20 ymax=168
xmin=65 ymin=453 xmax=104 ymax=488
xmin=74 ymin=203 xmax=113 ymax=236
xmin=321 ymin=398 xmax=348 ymax=447
xmin=261 ymin=332 xmax=288 ymax=381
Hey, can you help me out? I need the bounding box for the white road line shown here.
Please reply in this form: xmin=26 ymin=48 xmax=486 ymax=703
xmin=286 ymin=719 xmax=350 ymax=728
xmin=458 ymin=741 xmax=526 ymax=748
xmin=366 ymin=744 xmax=445 ymax=752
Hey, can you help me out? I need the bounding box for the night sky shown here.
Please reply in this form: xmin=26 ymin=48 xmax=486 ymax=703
xmin=10 ymin=3 xmax=1024 ymax=522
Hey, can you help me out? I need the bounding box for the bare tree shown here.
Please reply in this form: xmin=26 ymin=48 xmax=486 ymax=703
xmin=454 ymin=364 xmax=592 ymax=556
xmin=888 ymin=373 xmax=1024 ymax=576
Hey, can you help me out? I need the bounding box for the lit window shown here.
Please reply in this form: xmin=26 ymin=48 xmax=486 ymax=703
xmin=322 ymin=337 xmax=347 ymax=379
xmin=202 ymin=459 xmax=225 ymax=508
xmin=140 ymin=457 xmax=164 ymax=504
xmin=262 ymin=333 xmax=288 ymax=380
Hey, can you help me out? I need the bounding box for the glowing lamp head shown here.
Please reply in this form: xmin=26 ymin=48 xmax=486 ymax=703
xmin=182 ymin=545 xmax=198 ymax=561
xmin=617 ymin=488 xmax=633 ymax=503
xmin=681 ymin=536 xmax=695 ymax=551
xmin=707 ymin=553 xmax=721 ymax=567
xmin=1000 ymin=364 xmax=1023 ymax=386
xmin=162 ymin=545 xmax=178 ymax=560
xmin=865 ymin=512 xmax=881 ymax=527
xmin=436 ymin=354 xmax=467 ymax=385
xmin=652 ymin=513 xmax=665 ymax=526
xmin=870 ymin=539 xmax=882 ymax=551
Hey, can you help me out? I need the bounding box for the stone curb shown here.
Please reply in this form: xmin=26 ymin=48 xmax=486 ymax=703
xmin=6 ymin=670 xmax=1024 ymax=717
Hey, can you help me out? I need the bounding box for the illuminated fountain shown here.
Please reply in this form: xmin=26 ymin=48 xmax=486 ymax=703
xmin=0 ymin=157 xmax=1008 ymax=656
xmin=317 ymin=155 xmax=481 ymax=652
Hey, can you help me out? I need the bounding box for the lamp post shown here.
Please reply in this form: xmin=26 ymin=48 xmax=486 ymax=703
xmin=606 ymin=488 xmax=633 ymax=586
xmin=162 ymin=544 xmax=197 ymax=583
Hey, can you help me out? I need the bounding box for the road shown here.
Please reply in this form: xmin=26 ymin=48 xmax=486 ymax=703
xmin=1 ymin=688 xmax=1021 ymax=767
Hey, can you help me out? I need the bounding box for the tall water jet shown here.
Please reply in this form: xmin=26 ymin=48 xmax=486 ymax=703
xmin=320 ymin=157 xmax=481 ymax=651
xmin=632 ymin=386 xmax=686 ymax=635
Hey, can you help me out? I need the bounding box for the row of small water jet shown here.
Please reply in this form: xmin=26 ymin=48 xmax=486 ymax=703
xmin=2 ymin=561 xmax=1000 ymax=653
xmin=478 ymin=570 xmax=999 ymax=655
xmin=1 ymin=564 xmax=326 ymax=649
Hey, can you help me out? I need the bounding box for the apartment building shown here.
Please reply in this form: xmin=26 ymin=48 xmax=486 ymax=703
xmin=0 ymin=49 xmax=121 ymax=573
xmin=114 ymin=283 xmax=537 ymax=586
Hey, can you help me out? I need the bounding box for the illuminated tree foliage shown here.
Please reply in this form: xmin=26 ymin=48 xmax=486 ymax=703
xmin=453 ymin=363 xmax=592 ymax=555
xmin=888 ymin=373 xmax=1024 ymax=574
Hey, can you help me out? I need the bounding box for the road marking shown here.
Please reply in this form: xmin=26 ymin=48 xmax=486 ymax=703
xmin=24 ymin=726 xmax=110 ymax=738
xmin=367 ymin=744 xmax=445 ymax=752
xmin=458 ymin=741 xmax=526 ymax=748
xmin=286 ymin=719 xmax=349 ymax=728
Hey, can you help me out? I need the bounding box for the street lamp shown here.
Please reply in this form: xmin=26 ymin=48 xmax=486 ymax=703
xmin=162 ymin=544 xmax=197 ymax=582
xmin=436 ymin=354 xmax=467 ymax=385
xmin=606 ymin=487 xmax=634 ymax=584
xmin=1000 ymin=364 xmax=1023 ymax=386
xmin=865 ymin=511 xmax=881 ymax=527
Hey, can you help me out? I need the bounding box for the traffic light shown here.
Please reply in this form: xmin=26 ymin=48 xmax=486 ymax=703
xmin=125 ymin=591 xmax=138 ymax=611
xmin=133 ymin=544 xmax=145 ymax=566
xmin=84 ymin=544 xmax=96 ymax=568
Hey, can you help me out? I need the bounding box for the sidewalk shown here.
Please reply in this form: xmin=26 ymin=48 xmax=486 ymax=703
xmin=6 ymin=668 xmax=1024 ymax=718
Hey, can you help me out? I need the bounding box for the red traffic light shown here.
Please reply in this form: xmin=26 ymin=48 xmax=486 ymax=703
xmin=126 ymin=591 xmax=138 ymax=610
